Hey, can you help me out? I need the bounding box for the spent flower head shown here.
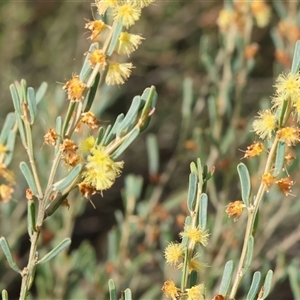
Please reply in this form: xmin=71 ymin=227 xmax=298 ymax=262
xmin=161 ymin=280 xmax=179 ymax=300
xmin=63 ymin=74 xmax=86 ymax=102
xmin=277 ymin=127 xmax=300 ymax=146
xmin=276 ymin=176 xmax=294 ymax=196
xmin=226 ymin=200 xmax=245 ymax=222
xmin=242 ymin=141 xmax=264 ymax=159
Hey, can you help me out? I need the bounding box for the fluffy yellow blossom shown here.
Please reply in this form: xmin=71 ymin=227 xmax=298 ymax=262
xmin=251 ymin=1 xmax=271 ymax=28
xmin=164 ymin=242 xmax=183 ymax=267
xmin=187 ymin=284 xmax=205 ymax=300
xmin=95 ymin=0 xmax=117 ymax=15
xmin=131 ymin=0 xmax=155 ymax=8
xmin=81 ymin=145 xmax=124 ymax=193
xmin=252 ymin=109 xmax=277 ymax=140
xmin=217 ymin=9 xmax=235 ymax=32
xmin=106 ymin=62 xmax=134 ymax=85
xmin=80 ymin=136 xmax=96 ymax=154
xmin=274 ymin=73 xmax=300 ymax=104
xmin=113 ymin=3 xmax=141 ymax=28
xmin=116 ymin=32 xmax=144 ymax=56
xmin=180 ymin=225 xmax=209 ymax=246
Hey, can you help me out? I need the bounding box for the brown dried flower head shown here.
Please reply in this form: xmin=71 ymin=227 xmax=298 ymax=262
xmin=242 ymin=142 xmax=264 ymax=159
xmin=44 ymin=128 xmax=58 ymax=146
xmin=226 ymin=200 xmax=245 ymax=222
xmin=63 ymin=74 xmax=86 ymax=102
xmin=276 ymin=176 xmax=294 ymax=196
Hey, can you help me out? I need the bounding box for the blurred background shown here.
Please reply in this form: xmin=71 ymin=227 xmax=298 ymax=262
xmin=1 ymin=1 xmax=300 ymax=299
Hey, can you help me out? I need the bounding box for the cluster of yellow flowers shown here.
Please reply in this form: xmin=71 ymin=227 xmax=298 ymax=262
xmin=217 ymin=0 xmax=271 ymax=33
xmin=227 ymin=72 xmax=300 ymax=222
xmin=44 ymin=0 xmax=155 ymax=199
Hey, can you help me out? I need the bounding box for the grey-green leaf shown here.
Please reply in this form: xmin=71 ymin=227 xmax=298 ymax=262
xmin=123 ymin=289 xmax=132 ymax=300
xmin=52 ymin=164 xmax=83 ymax=193
xmin=247 ymin=271 xmax=261 ymax=300
xmin=19 ymin=162 xmax=38 ymax=196
xmin=187 ymin=173 xmax=197 ymax=212
xmin=242 ymin=235 xmax=254 ymax=276
xmin=237 ymin=163 xmax=251 ymax=207
xmin=1 ymin=289 xmax=9 ymax=300
xmin=27 ymin=87 xmax=37 ymax=124
xmin=111 ymin=127 xmax=140 ymax=159
xmin=146 ymin=134 xmax=159 ymax=176
xmin=291 ymin=40 xmax=300 ymax=75
xmin=107 ymin=21 xmax=123 ymax=57
xmin=219 ymin=260 xmax=234 ymax=295
xmin=27 ymin=200 xmax=37 ymax=236
xmin=261 ymin=270 xmax=273 ymax=299
xmin=36 ymin=82 xmax=48 ymax=104
xmin=0 ymin=237 xmax=21 ymax=274
xmin=0 ymin=113 xmax=15 ymax=144
xmin=37 ymin=238 xmax=71 ymax=264
xmin=199 ymin=193 xmax=208 ymax=229
xmin=108 ymin=279 xmax=117 ymax=300
xmin=116 ymin=96 xmax=141 ymax=137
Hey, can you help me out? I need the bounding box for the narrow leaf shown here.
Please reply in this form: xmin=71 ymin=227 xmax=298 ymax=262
xmin=291 ymin=40 xmax=300 ymax=75
xmin=146 ymin=134 xmax=159 ymax=176
xmin=123 ymin=289 xmax=132 ymax=300
xmin=84 ymin=72 xmax=100 ymax=112
xmin=107 ymin=21 xmax=123 ymax=56
xmin=99 ymin=125 xmax=112 ymax=147
xmin=219 ymin=260 xmax=234 ymax=295
xmin=108 ymin=279 xmax=117 ymax=300
xmin=27 ymin=87 xmax=37 ymax=124
xmin=247 ymin=271 xmax=261 ymax=300
xmin=140 ymin=86 xmax=157 ymax=120
xmin=187 ymin=173 xmax=197 ymax=212
xmin=0 ymin=237 xmax=21 ymax=273
xmin=116 ymin=96 xmax=141 ymax=137
xmin=52 ymin=164 xmax=83 ymax=192
xmin=261 ymin=270 xmax=273 ymax=299
xmin=103 ymin=114 xmax=124 ymax=145
xmin=38 ymin=238 xmax=71 ymax=264
xmin=27 ymin=200 xmax=37 ymax=236
xmin=199 ymin=193 xmax=208 ymax=229
xmin=242 ymin=235 xmax=254 ymax=276
xmin=19 ymin=162 xmax=38 ymax=196
xmin=4 ymin=131 xmax=16 ymax=166
xmin=36 ymin=82 xmax=48 ymax=104
xmin=111 ymin=127 xmax=140 ymax=159
xmin=237 ymin=163 xmax=251 ymax=207
xmin=1 ymin=289 xmax=9 ymax=300
xmin=0 ymin=113 xmax=15 ymax=144
xmin=44 ymin=193 xmax=69 ymax=219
